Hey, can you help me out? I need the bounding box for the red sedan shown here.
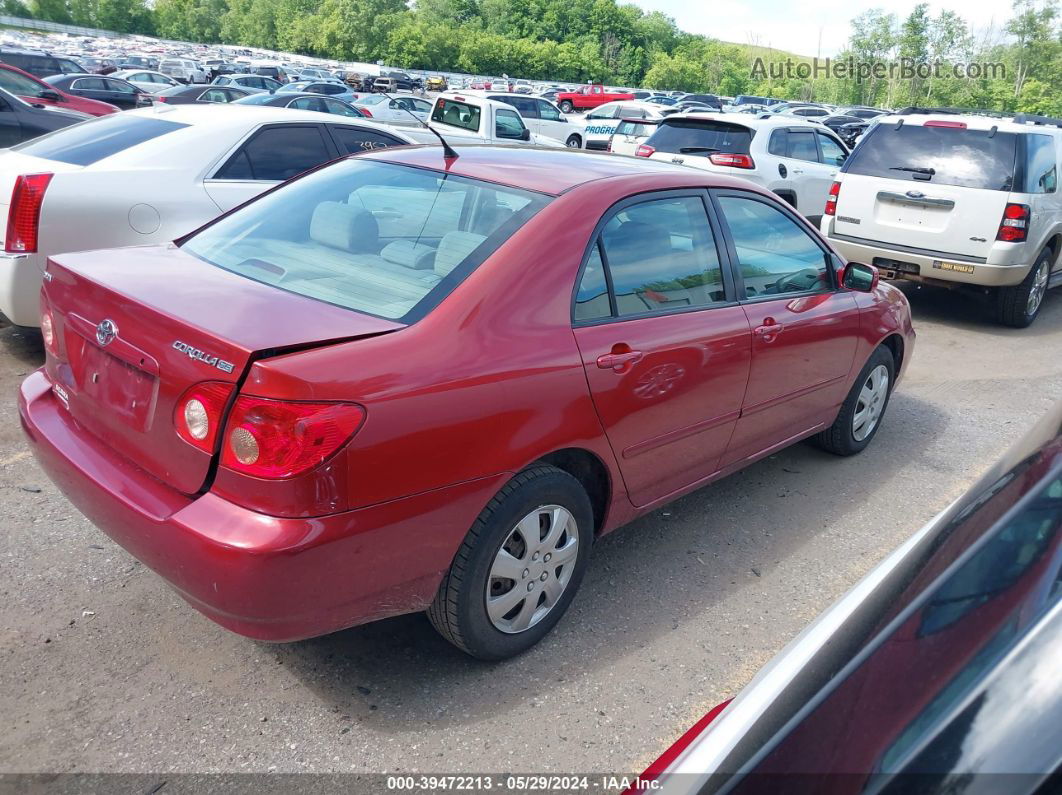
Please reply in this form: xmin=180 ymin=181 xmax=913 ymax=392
xmin=0 ymin=62 xmax=119 ymax=116
xmin=20 ymin=147 xmax=914 ymax=660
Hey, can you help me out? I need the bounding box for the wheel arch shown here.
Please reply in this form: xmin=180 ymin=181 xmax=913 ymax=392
xmin=532 ymin=447 xmax=612 ymax=535
xmin=879 ymin=333 xmax=905 ymax=376
xmin=1041 ymin=234 xmax=1062 ymax=268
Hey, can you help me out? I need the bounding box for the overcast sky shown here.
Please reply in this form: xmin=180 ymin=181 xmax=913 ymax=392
xmin=629 ymin=0 xmax=1012 ymax=56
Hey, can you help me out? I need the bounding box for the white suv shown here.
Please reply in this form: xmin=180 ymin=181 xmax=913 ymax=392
xmin=636 ymin=113 xmax=848 ymax=223
xmin=158 ymin=58 xmax=208 ymax=85
xmin=822 ymin=111 xmax=1062 ymax=327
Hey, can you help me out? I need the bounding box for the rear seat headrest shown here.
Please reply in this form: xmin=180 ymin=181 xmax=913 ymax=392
xmin=435 ymin=231 xmax=486 ymax=276
xmin=310 ymin=201 xmax=379 ymax=253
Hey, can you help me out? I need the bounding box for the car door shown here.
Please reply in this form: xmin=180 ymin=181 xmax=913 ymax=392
xmin=808 ymin=130 xmax=847 ymax=219
xmin=774 ymin=127 xmax=823 ymax=212
xmin=534 ymin=98 xmax=568 ymax=142
xmin=101 ymin=78 xmax=140 ymax=109
xmin=493 ymin=107 xmax=528 ymax=144
xmin=712 ymin=189 xmax=859 ymax=467
xmin=203 ymin=123 xmax=338 ymax=211
xmin=0 ymin=94 xmax=22 ymax=146
xmin=572 ymin=191 xmax=751 ymax=507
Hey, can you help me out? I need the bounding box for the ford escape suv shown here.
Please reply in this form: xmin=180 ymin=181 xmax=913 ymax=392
xmin=822 ymin=110 xmax=1062 ymax=327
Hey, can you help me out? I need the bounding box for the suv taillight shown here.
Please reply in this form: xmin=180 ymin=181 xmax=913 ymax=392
xmin=6 ymin=173 xmax=53 ymax=253
xmin=708 ymin=153 xmax=754 ymax=169
xmin=221 ymin=396 xmax=365 ymax=479
xmin=825 ymin=181 xmax=841 ymax=216
xmin=175 ymin=382 xmax=235 ymax=453
xmin=635 ymin=144 xmax=655 ymax=158
xmin=997 ymin=203 xmax=1030 ymax=242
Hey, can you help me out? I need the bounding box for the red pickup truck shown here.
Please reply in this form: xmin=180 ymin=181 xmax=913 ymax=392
xmin=555 ymin=84 xmax=635 ymax=113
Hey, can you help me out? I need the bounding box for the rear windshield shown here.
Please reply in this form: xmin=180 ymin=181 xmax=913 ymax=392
xmin=646 ymin=118 xmax=753 ymax=155
xmin=12 ymin=114 xmax=189 ymax=166
xmin=845 ymin=123 xmax=1018 ymax=190
xmin=616 ymin=120 xmax=658 ymax=136
xmin=432 ymin=98 xmax=481 ymax=132
xmin=181 ymin=160 xmax=551 ymax=322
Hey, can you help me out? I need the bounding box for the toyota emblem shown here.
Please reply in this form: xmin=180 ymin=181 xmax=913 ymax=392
xmin=96 ymin=319 xmax=118 ymax=347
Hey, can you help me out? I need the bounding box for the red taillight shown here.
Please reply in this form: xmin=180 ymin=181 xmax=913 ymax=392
xmin=359 ymin=107 xmax=372 ymax=117
xmin=40 ymin=293 xmax=57 ymax=357
xmin=6 ymin=173 xmax=53 ymax=254
xmin=175 ymin=382 xmax=235 ymax=453
xmin=708 ymin=152 xmax=754 ymax=168
xmin=635 ymin=144 xmax=655 ymax=158
xmin=825 ymin=180 xmax=841 ymax=216
xmin=155 ymin=95 xmax=169 ymax=103
xmin=997 ymin=203 xmax=1030 ymax=242
xmin=221 ymin=396 xmax=365 ymax=479
xmin=924 ymin=120 xmax=967 ymax=128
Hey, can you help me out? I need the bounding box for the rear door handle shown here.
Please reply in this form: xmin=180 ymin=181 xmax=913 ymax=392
xmin=596 ymin=350 xmax=643 ymax=371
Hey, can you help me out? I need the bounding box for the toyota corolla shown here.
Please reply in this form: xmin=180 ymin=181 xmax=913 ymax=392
xmin=20 ymin=146 xmax=914 ymax=660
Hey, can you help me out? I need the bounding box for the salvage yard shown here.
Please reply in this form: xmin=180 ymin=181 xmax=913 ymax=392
xmin=1 ymin=284 xmax=1059 ymax=775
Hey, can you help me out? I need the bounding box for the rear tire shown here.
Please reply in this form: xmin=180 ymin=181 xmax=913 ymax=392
xmin=565 ymin=134 xmax=581 ymax=148
xmin=814 ymin=345 xmax=895 ymax=456
xmin=428 ymin=466 xmax=593 ymax=660
xmin=996 ymin=250 xmax=1052 ymax=328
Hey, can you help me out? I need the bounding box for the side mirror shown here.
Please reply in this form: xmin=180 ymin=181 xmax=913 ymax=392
xmin=519 ymin=127 xmax=531 ymax=142
xmin=39 ymin=90 xmax=61 ymax=102
xmin=841 ymin=262 xmax=879 ymax=292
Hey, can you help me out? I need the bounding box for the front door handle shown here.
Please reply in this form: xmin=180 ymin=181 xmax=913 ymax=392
xmin=754 ymin=323 xmax=785 ymax=339
xmin=596 ymin=350 xmax=643 ymax=371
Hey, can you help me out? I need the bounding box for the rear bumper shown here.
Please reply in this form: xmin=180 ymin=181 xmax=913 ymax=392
xmin=823 ymin=226 xmax=1030 ymax=287
xmin=20 ymin=369 xmax=507 ymax=642
xmin=0 ymin=252 xmax=44 ymax=327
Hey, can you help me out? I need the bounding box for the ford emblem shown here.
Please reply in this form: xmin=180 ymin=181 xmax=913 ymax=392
xmin=96 ymin=319 xmax=118 ymax=347
xmin=905 ymin=190 xmax=925 ymax=199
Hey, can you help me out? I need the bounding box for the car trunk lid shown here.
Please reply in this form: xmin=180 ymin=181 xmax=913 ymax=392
xmin=43 ymin=245 xmax=403 ymax=495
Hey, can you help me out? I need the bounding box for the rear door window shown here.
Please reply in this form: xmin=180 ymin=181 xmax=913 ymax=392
xmin=11 ymin=114 xmax=189 ymax=166
xmin=787 ymin=129 xmax=818 ymax=162
xmin=845 ymin=123 xmax=1018 ymax=190
xmin=214 ymin=125 xmax=332 ymax=181
xmin=646 ymin=119 xmax=753 ymax=156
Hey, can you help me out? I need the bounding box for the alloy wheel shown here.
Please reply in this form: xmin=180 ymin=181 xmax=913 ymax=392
xmin=486 ymin=505 xmax=579 ymax=634
xmin=1028 ymin=260 xmax=1050 ymax=317
xmin=853 ymin=364 xmax=889 ymax=442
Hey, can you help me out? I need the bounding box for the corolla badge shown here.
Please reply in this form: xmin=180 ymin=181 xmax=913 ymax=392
xmin=95 ymin=319 xmax=118 ymax=347
xmin=905 ymin=190 xmax=925 ymax=199
xmin=173 ymin=340 xmax=235 ymax=374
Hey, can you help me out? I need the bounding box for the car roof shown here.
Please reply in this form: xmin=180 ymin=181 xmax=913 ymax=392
xmin=359 ymin=145 xmax=752 ymax=195
xmin=672 ymin=112 xmax=825 ymax=130
xmin=873 ymin=112 xmax=1059 ymax=134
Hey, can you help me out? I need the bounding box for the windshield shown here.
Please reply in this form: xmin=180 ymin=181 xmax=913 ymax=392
xmin=11 ymin=114 xmax=189 ymax=166
xmin=647 ymin=118 xmax=753 ymax=155
xmin=844 ymin=123 xmax=1018 ymax=190
xmin=181 ymin=160 xmax=551 ymax=321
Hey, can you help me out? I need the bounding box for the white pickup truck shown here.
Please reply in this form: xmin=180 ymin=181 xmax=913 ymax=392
xmin=425 ymin=93 xmax=564 ymax=148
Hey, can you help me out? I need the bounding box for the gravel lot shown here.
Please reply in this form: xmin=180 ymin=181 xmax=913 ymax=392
xmin=1 ymin=283 xmax=1060 ymax=776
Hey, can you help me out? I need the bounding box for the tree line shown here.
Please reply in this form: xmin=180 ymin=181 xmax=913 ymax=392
xmin=8 ymin=0 xmax=1062 ymax=114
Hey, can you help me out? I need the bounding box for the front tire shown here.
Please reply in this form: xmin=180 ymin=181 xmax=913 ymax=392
xmin=559 ymin=100 xmax=574 ymax=113
xmin=428 ymin=465 xmax=593 ymax=660
xmin=997 ymin=251 xmax=1051 ymax=328
xmin=565 ymin=134 xmax=581 ymax=148
xmin=814 ymin=345 xmax=895 ymax=456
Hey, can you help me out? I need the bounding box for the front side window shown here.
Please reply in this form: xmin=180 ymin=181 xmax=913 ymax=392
xmin=537 ymin=100 xmax=561 ymax=121
xmin=580 ymin=195 xmax=726 ymax=318
xmin=1024 ymin=133 xmax=1057 ymax=194
xmin=0 ymin=68 xmax=43 ymax=96
xmin=182 ymin=159 xmax=549 ymax=321
xmin=495 ymin=108 xmax=525 ymax=139
xmin=718 ymin=194 xmax=829 ymax=296
xmin=215 ymin=125 xmax=330 ymax=181
xmin=322 ymin=99 xmax=359 ymax=117
xmin=432 ymin=98 xmax=480 ymax=132
xmin=817 ymin=132 xmax=847 ymax=166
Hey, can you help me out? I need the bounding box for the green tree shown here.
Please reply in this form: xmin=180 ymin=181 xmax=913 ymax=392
xmin=30 ymin=0 xmax=73 ymax=23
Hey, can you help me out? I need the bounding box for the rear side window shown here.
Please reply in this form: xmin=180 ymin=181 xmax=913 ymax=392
xmin=1024 ymin=133 xmax=1057 ymax=193
xmin=12 ymin=115 xmax=189 ymax=166
xmin=182 ymin=159 xmax=549 ymax=321
xmin=646 ymin=119 xmax=752 ymax=156
xmin=845 ymin=123 xmax=1017 ymax=190
xmin=330 ymin=126 xmax=405 ymax=154
xmin=215 ymin=125 xmax=331 ymax=181
xmin=432 ymin=98 xmax=480 ymax=132
xmin=581 ymin=195 xmax=727 ymax=318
